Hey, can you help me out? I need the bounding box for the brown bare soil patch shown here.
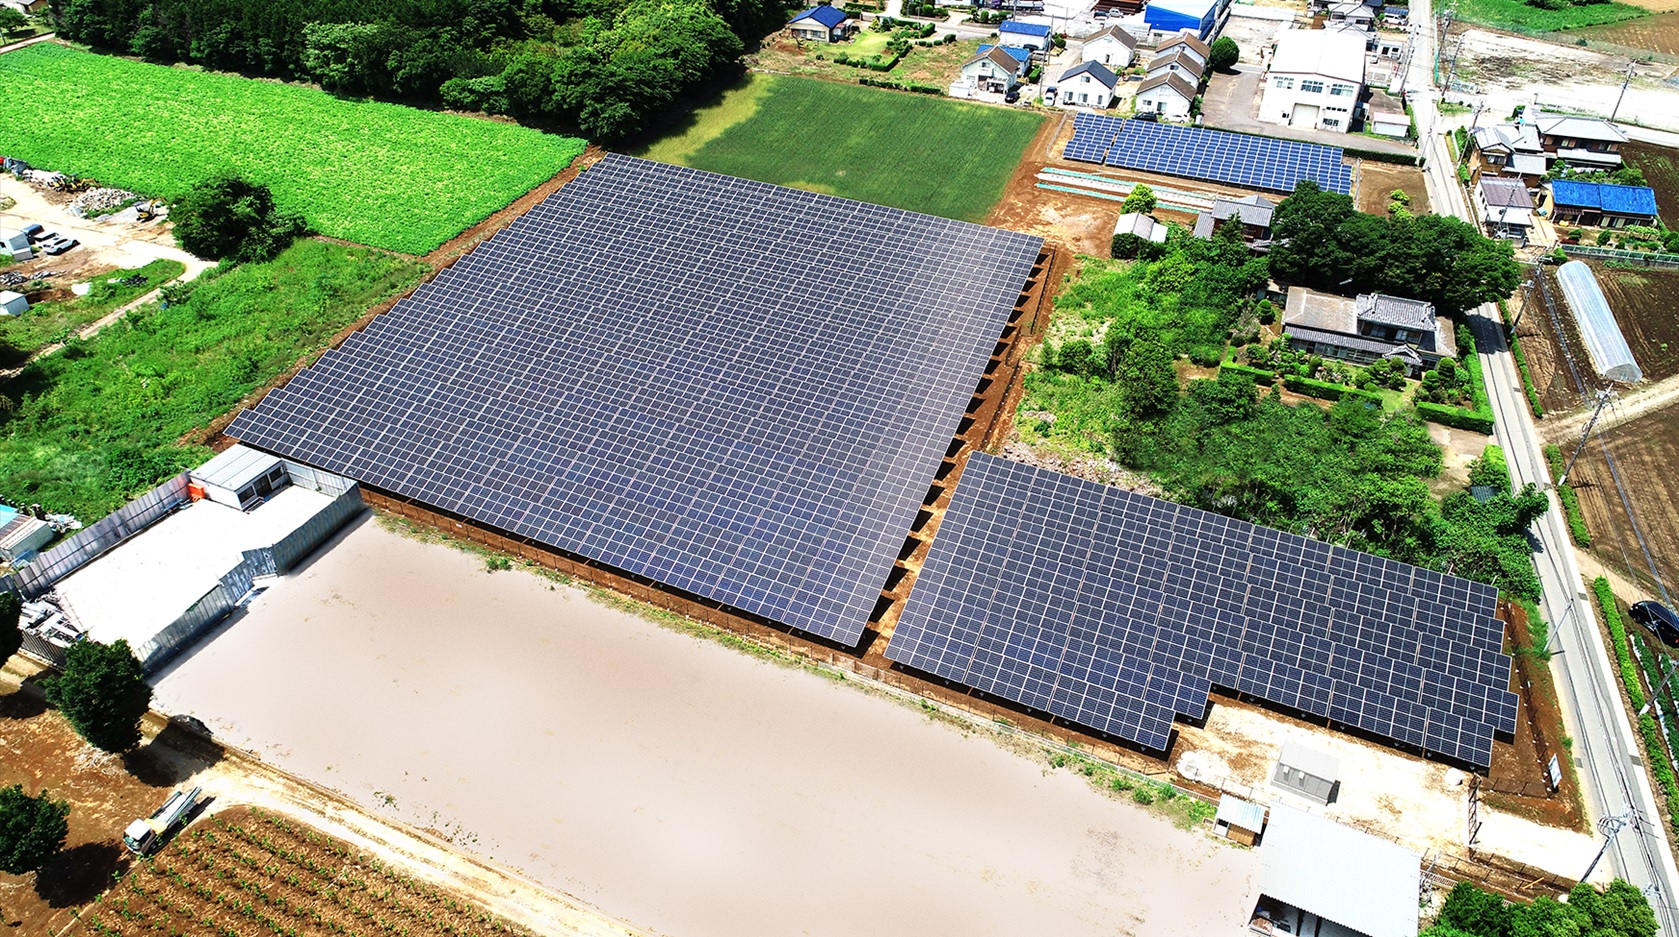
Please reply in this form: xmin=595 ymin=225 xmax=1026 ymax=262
xmin=1356 ymin=160 xmax=1432 ymax=216
xmin=0 ymin=683 xmax=224 ymax=935
xmin=985 ymin=114 xmax=1117 ymax=256
xmin=72 ymin=807 xmax=534 ymax=937
xmin=1570 ymin=401 xmax=1679 ymax=596
xmin=1513 ymin=263 xmax=1679 ymax=415
xmin=1482 ymin=601 xmax=1588 ymax=831
xmin=1623 ymin=141 xmax=1679 ymax=228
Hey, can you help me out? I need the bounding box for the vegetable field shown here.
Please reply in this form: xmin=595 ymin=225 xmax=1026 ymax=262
xmin=0 ymin=45 xmax=585 ymax=254
xmin=1452 ymin=0 xmax=1649 ymax=31
xmin=640 ymin=75 xmax=1042 ymax=223
xmin=79 ymin=807 xmax=535 ymax=937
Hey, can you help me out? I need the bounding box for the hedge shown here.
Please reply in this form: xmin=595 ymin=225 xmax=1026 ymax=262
xmin=1282 ymin=374 xmax=1386 ymax=406
xmin=857 ymin=76 xmax=943 ymax=95
xmin=1593 ymin=576 xmax=1679 ymax=832
xmin=1416 ymin=401 xmax=1495 ymax=434
xmin=1219 ymin=362 xmax=1279 ymax=385
xmin=1545 ymin=444 xmax=1592 ymax=547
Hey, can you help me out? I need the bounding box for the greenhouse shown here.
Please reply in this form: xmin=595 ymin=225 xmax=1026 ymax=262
xmin=1556 ymin=260 xmax=1642 ymax=383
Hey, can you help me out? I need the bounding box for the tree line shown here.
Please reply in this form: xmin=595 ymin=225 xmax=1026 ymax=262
xmin=49 ymin=0 xmax=776 ymax=139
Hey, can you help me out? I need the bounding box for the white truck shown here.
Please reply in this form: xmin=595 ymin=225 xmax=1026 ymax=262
xmin=122 ymin=786 xmax=203 ymax=856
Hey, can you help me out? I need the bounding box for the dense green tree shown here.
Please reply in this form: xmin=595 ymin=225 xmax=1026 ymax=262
xmin=1207 ymin=36 xmax=1238 ymax=71
xmin=171 ymin=175 xmax=307 ymax=263
xmin=0 ymin=785 xmax=69 ymax=875
xmin=0 ymin=591 xmax=21 ymax=666
xmin=1120 ymin=183 xmax=1157 ymax=214
xmin=43 ymin=639 xmax=153 ymax=753
xmin=1438 ymin=880 xmax=1514 ymax=937
xmin=1268 ymin=182 xmax=1522 ymax=314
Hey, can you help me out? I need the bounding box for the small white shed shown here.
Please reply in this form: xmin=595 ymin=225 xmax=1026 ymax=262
xmin=189 ymin=444 xmax=291 ymax=510
xmin=0 ymin=512 xmax=53 ymax=563
xmin=1273 ymin=741 xmax=1341 ymax=804
xmin=2 ymin=231 xmax=30 ymax=261
xmin=0 ymin=290 xmax=28 ymax=317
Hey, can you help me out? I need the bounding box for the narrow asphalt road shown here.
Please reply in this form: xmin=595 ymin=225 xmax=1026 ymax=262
xmin=1409 ymin=0 xmax=1679 ymax=925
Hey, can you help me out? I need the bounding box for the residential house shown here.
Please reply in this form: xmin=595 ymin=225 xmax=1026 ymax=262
xmin=1192 ymin=195 xmax=1276 ymax=248
xmin=1282 ymin=287 xmax=1456 ymax=376
xmin=1113 ymin=212 xmax=1169 ymax=244
xmin=1081 ymin=24 xmax=1139 ymax=69
xmin=1363 ymin=89 xmax=1408 ymax=137
xmin=1156 ymin=29 xmax=1211 ymax=70
xmin=998 ymin=19 xmax=1054 ymax=53
xmin=977 ymin=43 xmax=1034 ymax=72
xmin=1147 ymin=46 xmax=1206 ymax=82
xmin=786 ymin=4 xmax=855 ymax=42
xmin=1544 ymin=179 xmax=1659 ymax=228
xmin=1385 ymin=5 xmax=1409 ymax=24
xmin=1325 ymin=0 xmax=1376 ymax=26
xmin=1533 ymin=111 xmax=1627 ymax=170
xmin=1056 ymin=60 xmax=1119 ymax=108
xmin=1476 ymin=177 xmax=1534 ymax=242
xmin=1258 ymin=28 xmax=1366 ymax=133
xmin=1469 ymin=122 xmax=1545 ymax=188
xmin=959 ymin=44 xmax=1031 ymax=92
xmin=1135 ymin=72 xmax=1198 ymax=119
xmin=0 ymin=0 xmax=48 ymax=13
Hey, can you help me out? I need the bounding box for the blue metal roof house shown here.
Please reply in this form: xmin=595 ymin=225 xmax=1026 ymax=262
xmin=977 ymin=44 xmax=1035 ymax=65
xmin=788 ymin=3 xmax=856 ymax=42
xmin=1548 ymin=179 xmax=1659 ymax=228
xmin=1145 ymin=0 xmax=1221 ymax=39
xmin=998 ymin=19 xmax=1054 ymax=51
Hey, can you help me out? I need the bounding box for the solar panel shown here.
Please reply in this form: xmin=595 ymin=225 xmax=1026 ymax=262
xmin=1092 ymin=119 xmax=1354 ymax=195
xmin=229 ymin=155 xmax=1044 ymax=646
xmin=887 ymin=454 xmax=1516 ymax=768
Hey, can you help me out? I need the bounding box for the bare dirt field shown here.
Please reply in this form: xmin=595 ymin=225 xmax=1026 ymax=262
xmin=1511 ymin=263 xmax=1679 ymax=417
xmin=1622 ymin=141 xmax=1679 ymax=227
xmin=151 ymin=515 xmax=1264 ymax=937
xmin=1568 ymin=401 xmax=1679 ymax=598
xmin=986 ymin=113 xmax=1120 ymax=256
xmin=1357 ymin=161 xmax=1433 ymax=216
xmin=1448 ymin=28 xmax=1679 ymax=131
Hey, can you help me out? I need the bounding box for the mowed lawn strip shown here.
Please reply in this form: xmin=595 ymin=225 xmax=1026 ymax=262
xmin=0 ymin=44 xmax=585 ymax=253
xmin=0 ymin=240 xmax=428 ymax=519
xmin=660 ymin=75 xmax=1043 ymax=223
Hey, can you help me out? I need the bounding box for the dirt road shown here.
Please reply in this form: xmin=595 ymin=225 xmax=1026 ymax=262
xmin=1540 ymin=373 xmax=1679 ymax=444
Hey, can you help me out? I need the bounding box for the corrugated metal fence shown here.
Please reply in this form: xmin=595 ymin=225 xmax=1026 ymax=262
xmin=4 ymin=474 xmax=192 ymax=599
xmin=135 ymin=484 xmax=365 ymax=673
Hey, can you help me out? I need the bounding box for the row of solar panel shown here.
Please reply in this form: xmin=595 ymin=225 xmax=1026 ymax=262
xmin=1064 ymin=113 xmax=1354 ymax=195
xmin=887 ymin=454 xmax=1517 ymax=768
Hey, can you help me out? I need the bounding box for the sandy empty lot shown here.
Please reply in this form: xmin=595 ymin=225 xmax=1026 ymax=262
xmin=153 ymin=516 xmax=1260 ymax=937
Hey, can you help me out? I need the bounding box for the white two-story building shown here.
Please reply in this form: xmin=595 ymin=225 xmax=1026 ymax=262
xmin=1257 ymin=29 xmax=1366 ymax=133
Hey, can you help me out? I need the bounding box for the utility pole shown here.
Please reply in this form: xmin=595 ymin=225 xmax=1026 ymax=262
xmin=1558 ymin=389 xmax=1613 ymax=487
xmin=1582 ymin=810 xmax=1639 ymax=884
xmin=1444 ymin=40 xmax=1462 ymax=97
xmin=1610 ymin=60 xmax=1636 ymax=122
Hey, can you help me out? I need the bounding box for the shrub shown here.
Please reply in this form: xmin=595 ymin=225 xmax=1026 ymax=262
xmin=1207 ymin=36 xmax=1239 ymax=71
xmin=42 ymin=639 xmax=153 ymax=753
xmin=0 ymin=785 xmax=70 ymax=874
xmin=171 ymin=175 xmax=307 ymax=263
xmin=1120 ymin=183 xmax=1156 ymax=214
xmin=1131 ymin=786 xmax=1155 ymax=804
xmin=1597 ymin=229 xmax=1614 ymax=245
xmin=1468 ymin=444 xmax=1510 ymax=493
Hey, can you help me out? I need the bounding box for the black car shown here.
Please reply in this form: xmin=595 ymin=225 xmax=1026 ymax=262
xmin=1004 ymin=88 xmax=1020 ymax=104
xmin=1133 ymin=111 xmax=1159 ymax=121
xmin=1631 ymin=601 xmax=1679 ymax=647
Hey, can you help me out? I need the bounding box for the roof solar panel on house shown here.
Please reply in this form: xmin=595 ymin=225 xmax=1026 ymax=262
xmin=887 ymin=454 xmax=1516 ymax=767
xmin=1100 ymin=120 xmax=1353 ymax=195
xmin=229 ymin=155 xmax=1044 ymax=646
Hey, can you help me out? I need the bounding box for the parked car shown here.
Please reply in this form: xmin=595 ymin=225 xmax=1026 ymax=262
xmin=42 ymin=237 xmax=77 ymax=256
xmin=20 ymin=223 xmax=43 ymax=241
xmin=1631 ymin=601 xmax=1679 ymax=647
xmin=1133 ymin=111 xmax=1159 ymax=121
xmin=1004 ymin=87 xmax=1021 ymax=103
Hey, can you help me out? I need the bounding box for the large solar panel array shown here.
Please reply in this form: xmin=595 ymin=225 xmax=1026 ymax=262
xmin=1063 ymin=115 xmax=1354 ymax=195
xmin=887 ymin=454 xmax=1517 ymax=767
xmin=229 ymin=155 xmax=1044 ymax=647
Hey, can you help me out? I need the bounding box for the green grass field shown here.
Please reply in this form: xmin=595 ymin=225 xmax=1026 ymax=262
xmin=0 ymin=258 xmax=185 ymax=365
xmin=0 ymin=45 xmax=586 ymax=254
xmin=0 ymin=240 xmax=427 ymax=519
xmin=636 ymin=75 xmax=1043 ymax=223
xmin=1452 ymin=0 xmax=1647 ymax=32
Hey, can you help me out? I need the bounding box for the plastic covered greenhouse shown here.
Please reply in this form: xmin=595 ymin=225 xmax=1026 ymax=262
xmin=1556 ymin=260 xmax=1642 ymax=383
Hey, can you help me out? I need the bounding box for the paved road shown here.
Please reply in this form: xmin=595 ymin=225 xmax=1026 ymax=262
xmin=1407 ymin=0 xmax=1679 ymax=926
